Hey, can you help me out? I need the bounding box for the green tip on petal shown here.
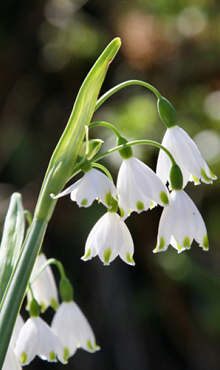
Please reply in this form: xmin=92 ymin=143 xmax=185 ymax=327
xmin=40 ymin=301 xmax=46 ymax=313
xmin=50 ymin=351 xmax=56 ymax=361
xmin=51 ymin=298 xmax=59 ymax=311
xmin=81 ymin=198 xmax=88 ymax=206
xmin=201 ymin=168 xmax=212 ymax=183
xmin=203 ymin=235 xmax=209 ymax=250
xmin=64 ymin=347 xmax=70 ymax=361
xmin=119 ymin=207 xmax=125 ymax=218
xmin=183 ymin=236 xmax=191 ymax=249
xmin=21 ymin=352 xmax=27 ymax=365
xmin=104 ymin=248 xmax=112 ymax=264
xmin=153 ymin=237 xmax=165 ymax=253
xmin=126 ymin=252 xmax=135 ymax=265
xmin=136 ymin=201 xmax=144 ymax=211
xmin=87 ymin=340 xmax=94 ymax=351
xmin=209 ymin=168 xmax=217 ymax=179
xmin=176 ymin=241 xmax=184 ymax=253
xmin=82 ymin=248 xmax=91 ymax=260
xmin=160 ymin=191 xmax=169 ymax=205
xmin=192 ymin=175 xmax=200 ymax=185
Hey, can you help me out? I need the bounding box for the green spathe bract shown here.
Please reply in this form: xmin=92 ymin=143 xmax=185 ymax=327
xmin=35 ymin=37 xmax=121 ymax=222
xmin=0 ymin=38 xmax=121 ymax=369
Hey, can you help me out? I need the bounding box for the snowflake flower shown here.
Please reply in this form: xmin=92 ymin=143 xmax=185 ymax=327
xmin=51 ymin=168 xmax=116 ymax=208
xmin=117 ymin=157 xmax=169 ymax=219
xmin=51 ymin=301 xmax=99 ymax=360
xmin=82 ymin=212 xmax=135 ymax=265
xmin=15 ymin=316 xmax=65 ymax=365
xmin=153 ymin=189 xmax=209 ymax=253
xmin=156 ymin=125 xmax=217 ymax=188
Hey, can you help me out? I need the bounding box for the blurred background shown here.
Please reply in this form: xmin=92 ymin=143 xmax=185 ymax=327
xmin=1 ymin=0 xmax=220 ymax=369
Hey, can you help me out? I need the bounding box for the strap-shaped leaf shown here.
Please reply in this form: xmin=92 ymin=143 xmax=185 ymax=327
xmin=0 ymin=193 xmax=25 ymax=301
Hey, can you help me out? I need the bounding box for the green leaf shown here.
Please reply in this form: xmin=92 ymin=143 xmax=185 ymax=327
xmin=0 ymin=193 xmax=25 ymax=302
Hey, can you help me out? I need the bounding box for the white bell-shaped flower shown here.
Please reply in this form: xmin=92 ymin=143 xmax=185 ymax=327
xmin=117 ymin=157 xmax=169 ymax=220
xmin=51 ymin=301 xmax=99 ymax=360
xmin=15 ymin=316 xmax=65 ymax=365
xmin=82 ymin=212 xmax=135 ymax=266
xmin=26 ymin=253 xmax=59 ymax=312
xmin=156 ymin=125 xmax=217 ymax=188
xmin=51 ymin=168 xmax=116 ymax=209
xmin=3 ymin=346 xmax=21 ymax=370
xmin=153 ymin=189 xmax=209 ymax=253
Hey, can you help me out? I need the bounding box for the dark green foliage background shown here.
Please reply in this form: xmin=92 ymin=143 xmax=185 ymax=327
xmin=1 ymin=0 xmax=220 ymax=369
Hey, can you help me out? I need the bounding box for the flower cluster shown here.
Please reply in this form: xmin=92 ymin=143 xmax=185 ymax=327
xmin=3 ymin=254 xmax=99 ymax=369
xmin=2 ymin=41 xmax=217 ymax=370
xmin=52 ymin=121 xmax=216 ymax=263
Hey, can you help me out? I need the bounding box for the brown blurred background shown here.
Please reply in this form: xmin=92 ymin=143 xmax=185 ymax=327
xmin=1 ymin=0 xmax=220 ymax=369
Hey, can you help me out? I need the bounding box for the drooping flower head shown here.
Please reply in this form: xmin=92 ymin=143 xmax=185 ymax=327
xmin=153 ymin=189 xmax=209 ymax=253
xmin=117 ymin=156 xmax=169 ymax=220
xmin=82 ymin=210 xmax=135 ymax=266
xmin=15 ymin=300 xmax=65 ymax=366
xmin=51 ymin=278 xmax=99 ymax=361
xmin=51 ymin=301 xmax=99 ymax=360
xmin=156 ymin=125 xmax=217 ymax=188
xmin=116 ymin=136 xmax=169 ymax=220
xmin=51 ymin=166 xmax=116 ymax=209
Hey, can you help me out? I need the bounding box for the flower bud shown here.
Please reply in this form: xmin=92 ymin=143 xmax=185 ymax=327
xmin=157 ymin=97 xmax=177 ymax=128
xmin=170 ymin=164 xmax=183 ymax=190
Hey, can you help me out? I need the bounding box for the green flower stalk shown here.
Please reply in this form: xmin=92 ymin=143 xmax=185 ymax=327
xmin=0 ymin=37 xmax=121 ymax=368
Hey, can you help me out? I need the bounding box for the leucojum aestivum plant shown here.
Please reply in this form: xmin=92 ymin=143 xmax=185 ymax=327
xmin=0 ymin=38 xmax=217 ymax=369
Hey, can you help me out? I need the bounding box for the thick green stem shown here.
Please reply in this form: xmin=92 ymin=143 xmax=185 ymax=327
xmin=0 ymin=217 xmax=48 ymax=367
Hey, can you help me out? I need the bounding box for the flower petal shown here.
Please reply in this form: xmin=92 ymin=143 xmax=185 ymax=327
xmin=51 ymin=301 xmax=99 ymax=359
